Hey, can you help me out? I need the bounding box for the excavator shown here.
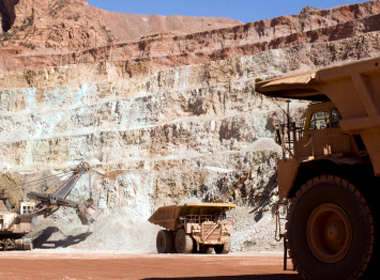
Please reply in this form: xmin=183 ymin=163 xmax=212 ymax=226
xmin=0 ymin=162 xmax=101 ymax=250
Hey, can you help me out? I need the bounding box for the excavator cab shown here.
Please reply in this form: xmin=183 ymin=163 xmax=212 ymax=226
xmin=19 ymin=200 xmax=36 ymax=215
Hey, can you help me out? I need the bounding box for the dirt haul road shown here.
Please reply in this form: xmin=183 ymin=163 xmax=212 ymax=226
xmin=0 ymin=250 xmax=300 ymax=280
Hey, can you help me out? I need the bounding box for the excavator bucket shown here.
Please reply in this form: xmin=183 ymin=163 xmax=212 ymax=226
xmin=76 ymin=198 xmax=103 ymax=225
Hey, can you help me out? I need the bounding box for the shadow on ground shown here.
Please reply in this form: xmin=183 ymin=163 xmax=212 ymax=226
xmin=32 ymin=226 xmax=92 ymax=249
xmin=144 ymin=275 xmax=301 ymax=280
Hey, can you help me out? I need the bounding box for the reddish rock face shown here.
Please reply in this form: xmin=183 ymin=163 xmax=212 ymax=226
xmin=1 ymin=0 xmax=380 ymax=74
xmin=95 ymin=7 xmax=242 ymax=43
xmin=0 ymin=0 xmax=113 ymax=50
xmin=0 ymin=0 xmax=241 ymax=53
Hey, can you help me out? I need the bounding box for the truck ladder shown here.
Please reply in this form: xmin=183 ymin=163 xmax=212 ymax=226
xmin=275 ymin=201 xmax=295 ymax=271
xmin=282 ymin=234 xmax=295 ymax=271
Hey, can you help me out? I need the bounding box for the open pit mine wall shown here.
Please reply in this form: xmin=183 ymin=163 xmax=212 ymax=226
xmin=2 ymin=1 xmax=380 ymax=251
xmin=2 ymin=43 xmax=380 ymax=224
xmin=0 ymin=51 xmax=288 ymax=212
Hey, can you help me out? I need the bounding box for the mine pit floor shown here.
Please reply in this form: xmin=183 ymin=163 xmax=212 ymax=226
xmin=0 ymin=250 xmax=300 ymax=280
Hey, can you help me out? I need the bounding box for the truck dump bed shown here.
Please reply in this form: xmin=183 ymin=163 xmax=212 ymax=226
xmin=256 ymin=57 xmax=380 ymax=176
xmin=148 ymin=203 xmax=236 ymax=231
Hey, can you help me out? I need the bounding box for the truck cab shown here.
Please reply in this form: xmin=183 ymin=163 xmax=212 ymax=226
xmin=296 ymin=101 xmax=362 ymax=159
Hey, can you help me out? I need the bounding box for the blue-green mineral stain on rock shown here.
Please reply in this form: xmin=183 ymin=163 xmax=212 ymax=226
xmin=25 ymin=88 xmax=38 ymax=111
xmin=75 ymin=84 xmax=88 ymax=106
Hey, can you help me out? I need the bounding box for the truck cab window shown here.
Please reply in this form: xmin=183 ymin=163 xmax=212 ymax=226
xmin=331 ymin=108 xmax=342 ymax=128
xmin=309 ymin=111 xmax=329 ymax=130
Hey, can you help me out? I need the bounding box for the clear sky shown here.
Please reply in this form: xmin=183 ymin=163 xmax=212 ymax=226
xmin=87 ymin=0 xmax=369 ymax=23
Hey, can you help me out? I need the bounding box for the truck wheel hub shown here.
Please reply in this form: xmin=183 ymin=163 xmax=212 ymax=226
xmin=306 ymin=203 xmax=352 ymax=263
xmin=327 ymin=224 xmax=339 ymax=240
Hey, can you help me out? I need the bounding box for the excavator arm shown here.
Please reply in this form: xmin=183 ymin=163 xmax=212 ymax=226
xmin=27 ymin=162 xmax=101 ymax=225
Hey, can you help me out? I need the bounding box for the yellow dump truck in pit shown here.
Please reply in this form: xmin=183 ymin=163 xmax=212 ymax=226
xmin=148 ymin=203 xmax=236 ymax=254
xmin=255 ymin=57 xmax=380 ymax=279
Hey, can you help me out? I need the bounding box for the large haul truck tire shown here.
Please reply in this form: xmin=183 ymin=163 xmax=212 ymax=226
xmin=214 ymin=236 xmax=231 ymax=254
xmin=175 ymin=229 xmax=193 ymax=254
xmin=156 ymin=230 xmax=174 ymax=253
xmin=288 ymin=175 xmax=375 ymax=280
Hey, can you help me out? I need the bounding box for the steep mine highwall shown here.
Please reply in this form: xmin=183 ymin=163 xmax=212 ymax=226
xmin=0 ymin=47 xmax=374 ymax=252
xmin=1 ymin=49 xmax=293 ymax=251
xmin=2 ymin=1 xmax=380 ymax=252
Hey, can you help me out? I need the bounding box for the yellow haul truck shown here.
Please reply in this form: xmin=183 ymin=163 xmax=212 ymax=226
xmin=255 ymin=57 xmax=380 ymax=280
xmin=149 ymin=203 xmax=235 ymax=254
